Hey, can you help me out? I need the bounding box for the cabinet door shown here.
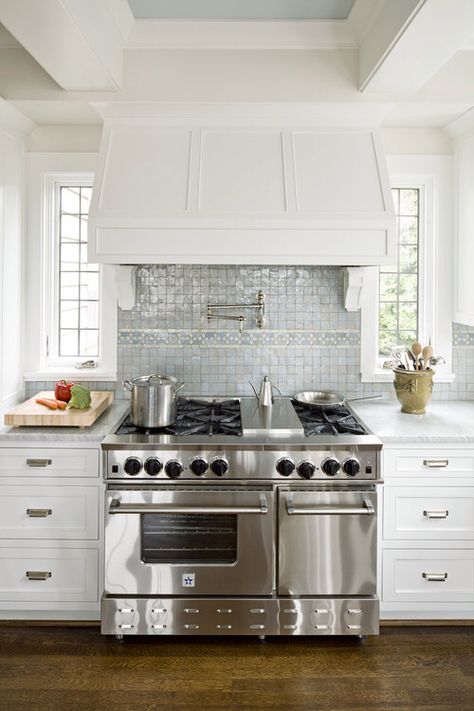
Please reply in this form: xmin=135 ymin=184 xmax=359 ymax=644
xmin=0 ymin=547 xmax=99 ymax=602
xmin=0 ymin=448 xmax=99 ymax=478
xmin=384 ymin=486 xmax=474 ymax=540
xmin=0 ymin=485 xmax=99 ymax=540
xmin=383 ymin=549 xmax=474 ymax=603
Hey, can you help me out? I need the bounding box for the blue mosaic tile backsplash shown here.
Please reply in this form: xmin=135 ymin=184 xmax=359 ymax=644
xmin=25 ymin=265 xmax=474 ymax=401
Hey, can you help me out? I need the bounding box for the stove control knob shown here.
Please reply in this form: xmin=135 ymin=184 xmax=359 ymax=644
xmin=144 ymin=457 xmax=162 ymax=476
xmin=321 ymin=457 xmax=340 ymax=477
xmin=190 ymin=457 xmax=208 ymax=476
xmin=276 ymin=458 xmax=295 ymax=477
xmin=297 ymin=460 xmax=316 ymax=479
xmin=123 ymin=457 xmax=142 ymax=476
xmin=165 ymin=460 xmax=183 ymax=479
xmin=342 ymin=458 xmax=360 ymax=477
xmin=211 ymin=458 xmax=229 ymax=477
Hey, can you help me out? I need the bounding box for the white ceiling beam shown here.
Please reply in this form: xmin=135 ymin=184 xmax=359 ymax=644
xmin=0 ymin=0 xmax=133 ymax=91
xmin=357 ymin=0 xmax=474 ymax=94
xmin=127 ymin=19 xmax=357 ymax=50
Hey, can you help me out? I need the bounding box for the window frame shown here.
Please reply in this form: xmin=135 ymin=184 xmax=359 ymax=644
xmin=23 ymin=156 xmax=117 ymax=382
xmin=360 ymin=157 xmax=454 ymax=383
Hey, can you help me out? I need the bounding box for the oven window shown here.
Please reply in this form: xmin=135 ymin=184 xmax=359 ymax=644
xmin=141 ymin=513 xmax=238 ymax=564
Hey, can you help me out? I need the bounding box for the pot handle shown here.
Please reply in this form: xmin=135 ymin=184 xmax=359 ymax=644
xmin=122 ymin=380 xmax=133 ymax=392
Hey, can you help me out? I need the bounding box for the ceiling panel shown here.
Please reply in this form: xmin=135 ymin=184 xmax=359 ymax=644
xmin=128 ymin=0 xmax=356 ymax=21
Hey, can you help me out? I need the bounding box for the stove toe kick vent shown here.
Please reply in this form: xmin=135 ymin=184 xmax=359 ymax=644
xmin=101 ymin=596 xmax=379 ymax=637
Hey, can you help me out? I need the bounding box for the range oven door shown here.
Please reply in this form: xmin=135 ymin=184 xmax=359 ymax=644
xmin=105 ymin=487 xmax=274 ymax=596
xmin=278 ymin=488 xmax=377 ymax=596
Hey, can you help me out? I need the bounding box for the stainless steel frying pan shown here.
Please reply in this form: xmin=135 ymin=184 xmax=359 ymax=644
xmin=293 ymin=390 xmax=382 ymax=408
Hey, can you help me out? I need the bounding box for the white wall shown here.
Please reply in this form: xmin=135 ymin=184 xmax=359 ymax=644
xmin=0 ymin=116 xmax=27 ymax=410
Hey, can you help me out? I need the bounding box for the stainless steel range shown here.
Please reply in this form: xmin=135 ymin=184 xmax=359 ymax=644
xmin=101 ymin=397 xmax=382 ymax=639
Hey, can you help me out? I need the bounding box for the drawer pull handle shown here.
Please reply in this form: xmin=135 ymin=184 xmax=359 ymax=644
xmin=283 ymin=608 xmax=297 ymax=614
xmin=347 ymin=624 xmax=362 ymax=631
xmin=118 ymin=608 xmax=134 ymax=614
xmin=315 ymin=609 xmax=329 ymax=614
xmin=423 ymin=509 xmax=449 ymax=519
xmin=250 ymin=608 xmax=265 ymax=614
xmin=249 ymin=624 xmax=265 ymax=630
xmin=315 ymin=624 xmax=329 ymax=631
xmin=217 ymin=608 xmax=232 ymax=614
xmin=184 ymin=608 xmax=199 ymax=614
xmin=26 ymin=459 xmax=52 ymax=468
xmin=118 ymin=624 xmax=134 ymax=630
xmin=422 ymin=572 xmax=448 ymax=582
xmin=184 ymin=624 xmax=199 ymax=630
xmin=423 ymin=459 xmax=449 ymax=468
xmin=283 ymin=624 xmax=297 ymax=630
xmin=216 ymin=624 xmax=232 ymax=630
xmin=26 ymin=571 xmax=51 ymax=581
xmin=347 ymin=609 xmax=362 ymax=615
xmin=151 ymin=608 xmax=167 ymax=614
xmin=151 ymin=624 xmax=167 ymax=630
xmin=26 ymin=508 xmax=52 ymax=518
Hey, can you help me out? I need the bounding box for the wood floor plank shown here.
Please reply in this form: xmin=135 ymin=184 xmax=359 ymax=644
xmin=0 ymin=625 xmax=472 ymax=711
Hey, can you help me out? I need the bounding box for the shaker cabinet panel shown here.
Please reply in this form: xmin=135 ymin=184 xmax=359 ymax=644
xmin=384 ymin=486 xmax=474 ymax=540
xmin=198 ymin=130 xmax=286 ymax=213
xmin=0 ymin=448 xmax=99 ymax=478
xmin=0 ymin=485 xmax=99 ymax=540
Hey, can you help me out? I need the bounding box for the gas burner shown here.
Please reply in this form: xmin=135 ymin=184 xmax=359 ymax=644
xmin=291 ymin=400 xmax=367 ymax=437
xmin=116 ymin=398 xmax=242 ymax=437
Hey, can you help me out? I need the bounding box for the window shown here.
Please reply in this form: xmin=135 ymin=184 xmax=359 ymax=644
xmin=23 ymin=160 xmax=117 ymax=380
xmin=379 ymin=188 xmax=420 ymax=356
xmin=360 ymin=156 xmax=454 ymax=383
xmin=56 ymin=185 xmax=99 ymax=358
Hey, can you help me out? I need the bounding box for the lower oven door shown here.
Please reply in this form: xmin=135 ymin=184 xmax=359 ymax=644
xmin=105 ymin=487 xmax=274 ymax=596
xmin=278 ymin=488 xmax=377 ymax=596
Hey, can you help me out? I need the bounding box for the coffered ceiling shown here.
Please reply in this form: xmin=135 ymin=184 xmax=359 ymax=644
xmin=127 ymin=0 xmax=356 ymax=21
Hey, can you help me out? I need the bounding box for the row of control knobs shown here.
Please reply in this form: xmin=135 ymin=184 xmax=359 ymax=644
xmin=276 ymin=457 xmax=360 ymax=478
xmin=123 ymin=456 xmax=228 ymax=478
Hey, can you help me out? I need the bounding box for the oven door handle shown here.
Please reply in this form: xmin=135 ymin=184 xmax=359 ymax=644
xmin=285 ymin=493 xmax=375 ymax=516
xmin=108 ymin=494 xmax=268 ymax=516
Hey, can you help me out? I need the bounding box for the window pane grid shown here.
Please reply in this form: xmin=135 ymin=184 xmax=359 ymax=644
xmin=58 ymin=186 xmax=99 ymax=357
xmin=379 ymin=188 xmax=420 ymax=356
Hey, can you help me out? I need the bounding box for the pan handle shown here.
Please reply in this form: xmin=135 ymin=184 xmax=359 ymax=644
xmin=346 ymin=395 xmax=383 ymax=403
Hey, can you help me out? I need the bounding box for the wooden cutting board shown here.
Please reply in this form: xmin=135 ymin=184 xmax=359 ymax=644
xmin=4 ymin=391 xmax=114 ymax=427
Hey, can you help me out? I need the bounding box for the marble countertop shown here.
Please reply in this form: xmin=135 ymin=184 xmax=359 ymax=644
xmin=0 ymin=401 xmax=129 ymax=444
xmin=351 ymin=400 xmax=474 ymax=443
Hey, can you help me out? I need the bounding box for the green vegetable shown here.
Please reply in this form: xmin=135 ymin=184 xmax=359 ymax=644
xmin=67 ymin=384 xmax=91 ymax=410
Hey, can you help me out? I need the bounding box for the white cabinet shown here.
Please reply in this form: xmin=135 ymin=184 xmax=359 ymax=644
xmin=380 ymin=443 xmax=474 ymax=620
xmin=88 ymin=110 xmax=396 ymax=266
xmin=0 ymin=445 xmax=102 ymax=620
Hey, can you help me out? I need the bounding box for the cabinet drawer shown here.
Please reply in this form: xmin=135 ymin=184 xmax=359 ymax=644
xmin=384 ymin=449 xmax=474 ymax=479
xmin=0 ymin=485 xmax=99 ymax=540
xmin=384 ymin=486 xmax=474 ymax=540
xmin=0 ymin=448 xmax=99 ymax=478
xmin=0 ymin=547 xmax=99 ymax=602
xmin=382 ymin=549 xmax=474 ymax=603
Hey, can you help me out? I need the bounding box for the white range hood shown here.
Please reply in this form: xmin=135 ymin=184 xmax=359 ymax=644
xmin=88 ymin=104 xmax=395 ymax=265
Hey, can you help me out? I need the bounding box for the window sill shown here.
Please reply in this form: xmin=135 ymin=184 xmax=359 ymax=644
xmin=361 ymin=370 xmax=456 ymax=384
xmin=23 ymin=370 xmax=117 ymax=382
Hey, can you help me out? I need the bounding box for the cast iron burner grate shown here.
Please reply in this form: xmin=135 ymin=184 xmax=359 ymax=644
xmin=116 ymin=398 xmax=242 ymax=437
xmin=291 ymin=400 xmax=367 ymax=437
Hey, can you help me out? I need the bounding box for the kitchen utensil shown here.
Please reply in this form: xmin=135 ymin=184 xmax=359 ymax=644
xmin=123 ymin=374 xmax=184 ymax=428
xmin=293 ymin=391 xmax=383 ymax=408
xmin=249 ymin=376 xmax=282 ymax=407
xmin=4 ymin=391 xmax=113 ymax=427
xmin=407 ymin=350 xmax=416 ymax=370
xmin=429 ymin=355 xmax=446 ymax=366
xmin=411 ymin=342 xmax=422 ymax=370
xmin=422 ymin=345 xmax=433 ymax=369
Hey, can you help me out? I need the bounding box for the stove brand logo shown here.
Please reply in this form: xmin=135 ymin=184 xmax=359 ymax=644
xmin=182 ymin=573 xmax=195 ymax=588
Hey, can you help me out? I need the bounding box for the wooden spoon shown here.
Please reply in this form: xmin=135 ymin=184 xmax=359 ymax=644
xmin=422 ymin=344 xmax=433 ymax=370
xmin=411 ymin=341 xmax=422 ymax=370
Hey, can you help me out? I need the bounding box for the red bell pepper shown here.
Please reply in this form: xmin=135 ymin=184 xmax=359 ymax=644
xmin=54 ymin=379 xmax=74 ymax=403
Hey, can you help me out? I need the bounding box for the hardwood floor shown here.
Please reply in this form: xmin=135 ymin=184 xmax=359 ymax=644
xmin=0 ymin=625 xmax=473 ymax=711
